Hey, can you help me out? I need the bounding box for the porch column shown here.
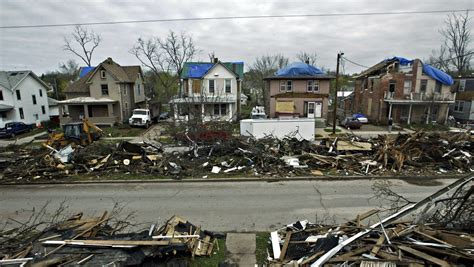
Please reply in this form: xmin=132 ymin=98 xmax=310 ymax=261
xmin=426 ymin=105 xmax=431 ymax=124
xmin=444 ymin=104 xmax=449 ymax=124
xmin=107 ymin=103 xmax=113 ymax=117
xmin=388 ymin=103 xmax=393 ymax=119
xmin=407 ymin=104 xmax=412 ymax=125
xmin=83 ymin=104 xmax=89 ymax=119
xmin=173 ymin=104 xmax=178 ymax=120
xmin=201 ymin=104 xmax=205 ymax=118
xmin=228 ymin=103 xmax=233 ymax=119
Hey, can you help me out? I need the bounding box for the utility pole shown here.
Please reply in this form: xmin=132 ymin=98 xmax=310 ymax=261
xmin=332 ymin=52 xmax=344 ymax=134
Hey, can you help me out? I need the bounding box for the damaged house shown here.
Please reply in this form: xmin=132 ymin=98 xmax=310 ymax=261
xmin=264 ymin=62 xmax=334 ymax=120
xmin=450 ymin=76 xmax=474 ymax=123
xmin=59 ymin=58 xmax=145 ymax=126
xmin=169 ymin=59 xmax=244 ymax=122
xmin=351 ymin=57 xmax=455 ymax=125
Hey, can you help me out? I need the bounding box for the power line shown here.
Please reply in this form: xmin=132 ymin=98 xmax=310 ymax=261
xmin=1 ymin=9 xmax=473 ymax=29
xmin=341 ymin=56 xmax=370 ymax=68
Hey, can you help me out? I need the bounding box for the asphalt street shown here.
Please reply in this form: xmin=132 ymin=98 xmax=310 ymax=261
xmin=0 ymin=179 xmax=454 ymax=231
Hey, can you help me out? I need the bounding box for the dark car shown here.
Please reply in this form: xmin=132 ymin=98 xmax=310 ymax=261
xmin=158 ymin=112 xmax=170 ymax=121
xmin=0 ymin=122 xmax=32 ymax=138
xmin=340 ymin=117 xmax=363 ymax=130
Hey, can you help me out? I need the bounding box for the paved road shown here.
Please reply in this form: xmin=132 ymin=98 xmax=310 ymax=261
xmin=0 ymin=179 xmax=453 ymax=231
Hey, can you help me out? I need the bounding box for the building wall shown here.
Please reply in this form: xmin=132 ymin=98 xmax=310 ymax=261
xmin=200 ymin=64 xmax=238 ymax=97
xmin=451 ymin=77 xmax=474 ymax=122
xmin=267 ymin=79 xmax=330 ymax=118
xmin=133 ymin=75 xmax=146 ymax=103
xmin=0 ymin=75 xmax=50 ymax=127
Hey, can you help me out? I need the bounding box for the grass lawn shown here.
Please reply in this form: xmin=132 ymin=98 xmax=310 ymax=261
xmin=323 ymin=128 xmax=341 ymax=133
xmin=2 ymin=128 xmax=48 ymax=140
xmin=256 ymin=232 xmax=270 ymax=265
xmin=189 ymin=238 xmax=226 ymax=267
xmin=101 ymin=126 xmax=146 ymax=137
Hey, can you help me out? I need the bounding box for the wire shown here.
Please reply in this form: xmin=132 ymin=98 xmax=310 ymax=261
xmin=341 ymin=56 xmax=370 ymax=69
xmin=1 ymin=9 xmax=472 ymax=29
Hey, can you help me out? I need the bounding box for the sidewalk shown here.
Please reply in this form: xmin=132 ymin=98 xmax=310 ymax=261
xmin=0 ymin=131 xmax=48 ymax=147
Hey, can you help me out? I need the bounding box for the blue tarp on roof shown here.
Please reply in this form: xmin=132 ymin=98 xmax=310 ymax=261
xmin=276 ymin=62 xmax=324 ymax=76
xmin=384 ymin=56 xmax=453 ymax=86
xmin=79 ymin=66 xmax=95 ymax=78
xmin=186 ymin=63 xmax=214 ymax=78
xmin=422 ymin=64 xmax=453 ymax=86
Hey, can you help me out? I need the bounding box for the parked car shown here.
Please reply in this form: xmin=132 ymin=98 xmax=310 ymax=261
xmin=340 ymin=117 xmax=363 ymax=130
xmin=158 ymin=112 xmax=170 ymax=121
xmin=0 ymin=122 xmax=32 ymax=138
xmin=353 ymin=113 xmax=368 ymax=123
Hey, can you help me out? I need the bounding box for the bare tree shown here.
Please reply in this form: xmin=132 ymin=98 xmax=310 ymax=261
xmin=249 ymin=54 xmax=289 ymax=112
xmin=296 ymin=51 xmax=318 ymax=65
xmin=63 ymin=25 xmax=102 ymax=67
xmin=59 ymin=59 xmax=79 ymax=77
xmin=427 ymin=45 xmax=451 ymax=72
xmin=439 ymin=11 xmax=473 ymax=75
xmin=131 ymin=31 xmax=197 ymax=104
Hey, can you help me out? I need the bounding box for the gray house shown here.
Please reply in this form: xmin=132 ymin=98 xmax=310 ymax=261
xmin=450 ymin=76 xmax=474 ymax=123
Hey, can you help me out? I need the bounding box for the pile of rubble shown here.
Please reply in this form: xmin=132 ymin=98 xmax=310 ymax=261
xmin=268 ymin=176 xmax=474 ymax=266
xmin=0 ymin=210 xmax=218 ymax=266
xmin=0 ymin=131 xmax=472 ymax=182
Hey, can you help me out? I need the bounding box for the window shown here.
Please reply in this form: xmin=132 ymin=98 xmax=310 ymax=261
xmin=280 ymin=81 xmax=286 ymax=92
xmin=0 ymin=90 xmax=3 ymax=101
xmin=213 ymin=104 xmax=227 ymax=115
xmin=420 ymin=79 xmax=427 ymax=92
xmin=403 ymin=80 xmax=412 ymax=95
xmin=100 ymin=70 xmax=106 ymax=79
xmin=137 ymin=84 xmax=141 ymax=95
xmin=454 ymin=101 xmax=464 ymax=112
xmin=39 ymin=89 xmax=43 ymax=97
xmin=41 ymin=105 xmax=46 ymax=114
xmin=34 ymin=114 xmax=39 ymax=120
xmin=208 ymin=80 xmax=215 ymax=94
xmin=435 ymin=81 xmax=442 ymax=93
xmin=32 ymin=95 xmax=37 ymax=105
xmin=389 ymin=80 xmax=396 ymax=92
xmin=225 ymin=79 xmax=231 ymax=93
xmin=459 ymin=79 xmax=466 ymax=92
xmin=16 ymin=90 xmax=21 ymax=100
xmin=123 ymin=86 xmax=127 ymax=95
xmin=19 ymin=108 xmax=24 ymax=119
xmin=286 ymin=80 xmax=293 ymax=92
xmin=101 ymin=84 xmax=109 ymax=95
xmin=307 ymin=80 xmax=319 ymax=92
xmin=370 ymin=79 xmax=374 ymax=92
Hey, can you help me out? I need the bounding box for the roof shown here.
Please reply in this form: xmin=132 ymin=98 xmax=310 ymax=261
xmin=79 ymin=66 xmax=95 ymax=78
xmin=337 ymin=91 xmax=353 ymax=98
xmin=65 ymin=58 xmax=142 ymax=93
xmin=48 ymin=97 xmax=59 ymax=106
xmin=357 ymin=56 xmax=454 ymax=86
xmin=58 ymin=97 xmax=117 ymax=104
xmin=0 ymin=70 xmax=51 ymax=91
xmin=265 ymin=62 xmax=334 ymax=80
xmin=0 ymin=103 xmax=14 ymax=111
xmin=181 ymin=61 xmax=244 ymax=79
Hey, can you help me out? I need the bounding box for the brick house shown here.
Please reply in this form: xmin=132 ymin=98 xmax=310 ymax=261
xmin=351 ymin=57 xmax=455 ymax=125
xmin=450 ymin=76 xmax=474 ymax=123
xmin=264 ymin=62 xmax=334 ymax=119
xmin=59 ymin=58 xmax=145 ymax=126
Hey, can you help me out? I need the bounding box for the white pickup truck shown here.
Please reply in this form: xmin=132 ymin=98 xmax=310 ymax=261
xmin=129 ymin=109 xmax=152 ymax=128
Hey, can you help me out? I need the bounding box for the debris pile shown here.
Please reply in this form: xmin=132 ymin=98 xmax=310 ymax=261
xmin=268 ymin=176 xmax=474 ymax=266
xmin=0 ymin=130 xmax=472 ymax=182
xmin=0 ymin=211 xmax=218 ymax=266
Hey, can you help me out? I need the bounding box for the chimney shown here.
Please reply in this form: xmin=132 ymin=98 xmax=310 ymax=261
xmin=106 ymin=57 xmax=113 ymax=64
xmin=213 ymin=57 xmax=219 ymax=64
xmin=305 ymin=60 xmax=310 ymax=64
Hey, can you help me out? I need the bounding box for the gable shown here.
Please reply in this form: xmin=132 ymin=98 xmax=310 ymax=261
xmin=203 ymin=63 xmax=238 ymax=80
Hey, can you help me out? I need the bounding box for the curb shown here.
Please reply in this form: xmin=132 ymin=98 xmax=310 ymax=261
xmin=0 ymin=174 xmax=466 ymax=186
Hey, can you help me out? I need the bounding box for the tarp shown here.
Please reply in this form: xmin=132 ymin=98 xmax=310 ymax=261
xmin=384 ymin=57 xmax=413 ymax=66
xmin=79 ymin=66 xmax=95 ymax=78
xmin=276 ymin=62 xmax=324 ymax=76
xmin=422 ymin=64 xmax=454 ymax=86
xmin=384 ymin=56 xmax=453 ymax=86
xmin=186 ymin=63 xmax=214 ymax=79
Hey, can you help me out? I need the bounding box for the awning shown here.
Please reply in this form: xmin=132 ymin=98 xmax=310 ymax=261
xmin=0 ymin=104 xmax=14 ymax=112
xmin=58 ymin=97 xmax=117 ymax=105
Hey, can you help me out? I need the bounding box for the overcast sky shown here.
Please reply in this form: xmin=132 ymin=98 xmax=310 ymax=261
xmin=0 ymin=0 xmax=473 ymax=75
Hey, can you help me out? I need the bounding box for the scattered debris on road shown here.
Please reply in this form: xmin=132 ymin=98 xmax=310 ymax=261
xmin=267 ymin=175 xmax=474 ymax=266
xmin=0 ymin=130 xmax=472 ymax=182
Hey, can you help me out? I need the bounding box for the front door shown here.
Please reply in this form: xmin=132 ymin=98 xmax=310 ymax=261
xmin=315 ymin=102 xmax=322 ymax=117
xmin=307 ymin=102 xmax=315 ymax=118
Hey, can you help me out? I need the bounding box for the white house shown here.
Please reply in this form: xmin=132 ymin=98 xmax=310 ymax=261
xmin=0 ymin=71 xmax=51 ymax=128
xmin=170 ymin=60 xmax=244 ymax=121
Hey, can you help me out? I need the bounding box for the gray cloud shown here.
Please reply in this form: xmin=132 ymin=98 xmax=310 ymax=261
xmin=0 ymin=0 xmax=473 ymax=75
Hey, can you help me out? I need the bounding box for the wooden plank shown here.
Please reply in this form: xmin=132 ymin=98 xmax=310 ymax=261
xmin=270 ymin=231 xmax=281 ymax=259
xmin=279 ymin=232 xmax=292 ymax=261
xmin=43 ymin=239 xmax=169 ymax=247
xmin=370 ymin=233 xmax=386 ymax=256
xmin=300 ymin=250 xmax=325 ymax=265
xmin=330 ymin=246 xmax=370 ymax=262
xmin=398 ymin=245 xmax=451 ymax=267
